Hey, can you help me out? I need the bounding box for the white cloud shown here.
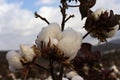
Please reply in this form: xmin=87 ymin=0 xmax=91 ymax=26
xmin=41 ymin=0 xmax=55 ymax=4
xmin=92 ymin=0 xmax=120 ymax=13
xmin=0 ymin=1 xmax=44 ymax=50
xmin=38 ymin=6 xmax=61 ymax=23
xmin=34 ymin=0 xmax=56 ymax=6
xmin=37 ymin=6 xmax=85 ymax=31
xmin=0 ymin=0 xmax=4 ymax=4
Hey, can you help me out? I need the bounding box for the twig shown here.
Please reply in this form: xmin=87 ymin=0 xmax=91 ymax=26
xmin=68 ymin=5 xmax=80 ymax=7
xmin=65 ymin=15 xmax=74 ymax=22
xmin=83 ymin=28 xmax=94 ymax=39
xmin=23 ymin=68 xmax=29 ymax=80
xmin=33 ymin=62 xmax=50 ymax=72
xmin=34 ymin=12 xmax=50 ymax=24
xmin=60 ymin=4 xmax=67 ymax=31
xmin=59 ymin=64 xmax=64 ymax=80
xmin=49 ymin=57 xmax=55 ymax=80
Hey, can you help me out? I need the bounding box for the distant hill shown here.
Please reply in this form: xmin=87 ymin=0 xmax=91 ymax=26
xmin=92 ymin=39 xmax=120 ymax=53
xmin=0 ymin=51 xmax=8 ymax=63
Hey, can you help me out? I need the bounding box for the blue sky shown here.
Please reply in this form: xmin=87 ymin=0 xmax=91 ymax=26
xmin=0 ymin=0 xmax=120 ymax=50
xmin=6 ymin=0 xmax=60 ymax=11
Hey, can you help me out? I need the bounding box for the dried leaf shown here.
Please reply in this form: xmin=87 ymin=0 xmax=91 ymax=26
xmin=84 ymin=10 xmax=94 ymax=30
xmin=79 ymin=5 xmax=89 ymax=19
xmin=79 ymin=0 xmax=96 ymax=8
xmin=61 ymin=0 xmax=67 ymax=3
xmin=79 ymin=0 xmax=96 ymax=19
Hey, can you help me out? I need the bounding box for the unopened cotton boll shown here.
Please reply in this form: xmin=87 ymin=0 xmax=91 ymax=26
xmin=20 ymin=45 xmax=36 ymax=62
xmin=36 ymin=23 xmax=61 ymax=47
xmin=57 ymin=28 xmax=83 ymax=60
xmin=6 ymin=51 xmax=23 ymax=69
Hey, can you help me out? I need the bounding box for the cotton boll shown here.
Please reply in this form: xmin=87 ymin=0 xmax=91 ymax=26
xmin=20 ymin=45 xmax=36 ymax=62
xmin=103 ymin=24 xmax=119 ymax=38
xmin=57 ymin=28 xmax=83 ymax=60
xmin=6 ymin=51 xmax=23 ymax=69
xmin=36 ymin=23 xmax=61 ymax=47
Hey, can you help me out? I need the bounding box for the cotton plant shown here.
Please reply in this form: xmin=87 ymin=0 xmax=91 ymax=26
xmin=34 ymin=21 xmax=83 ymax=80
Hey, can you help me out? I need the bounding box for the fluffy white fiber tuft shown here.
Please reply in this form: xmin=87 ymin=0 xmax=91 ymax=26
xmin=6 ymin=51 xmax=23 ymax=69
xmin=57 ymin=28 xmax=83 ymax=60
xmin=36 ymin=23 xmax=61 ymax=47
xmin=20 ymin=44 xmax=36 ymax=62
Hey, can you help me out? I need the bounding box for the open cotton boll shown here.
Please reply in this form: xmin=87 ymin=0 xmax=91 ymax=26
xmin=57 ymin=28 xmax=83 ymax=60
xmin=20 ymin=45 xmax=36 ymax=62
xmin=36 ymin=23 xmax=61 ymax=47
xmin=103 ymin=24 xmax=119 ymax=38
xmin=6 ymin=51 xmax=23 ymax=69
